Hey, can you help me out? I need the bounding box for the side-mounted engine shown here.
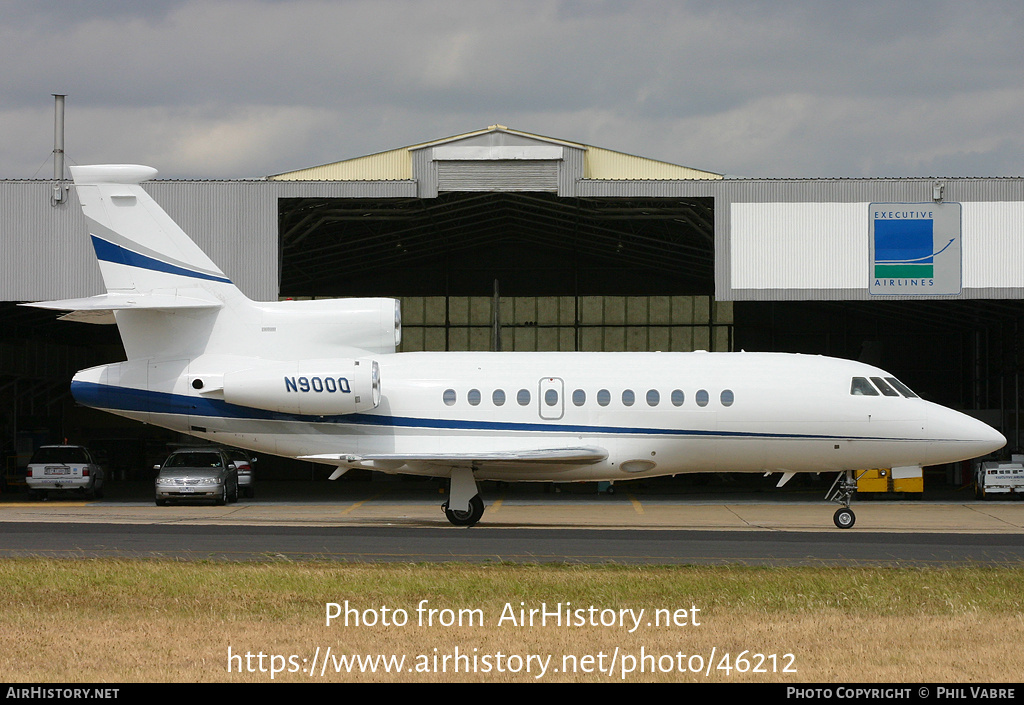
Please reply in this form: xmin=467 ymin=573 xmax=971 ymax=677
xmin=197 ymin=359 xmax=381 ymax=416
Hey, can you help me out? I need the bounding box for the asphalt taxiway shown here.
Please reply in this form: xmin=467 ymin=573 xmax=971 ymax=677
xmin=0 ymin=479 xmax=1022 ymax=564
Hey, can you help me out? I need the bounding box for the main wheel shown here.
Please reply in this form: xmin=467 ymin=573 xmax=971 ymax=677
xmin=444 ymin=494 xmax=484 ymax=527
xmin=833 ymin=507 xmax=856 ymax=529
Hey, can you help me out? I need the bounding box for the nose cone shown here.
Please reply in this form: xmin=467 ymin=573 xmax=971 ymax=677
xmin=926 ymin=405 xmax=1006 ymax=463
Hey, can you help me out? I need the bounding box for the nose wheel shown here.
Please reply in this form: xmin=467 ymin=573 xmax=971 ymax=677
xmin=833 ymin=506 xmax=856 ymax=529
xmin=826 ymin=470 xmax=861 ymax=529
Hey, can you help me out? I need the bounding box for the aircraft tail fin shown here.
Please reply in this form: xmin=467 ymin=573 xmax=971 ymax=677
xmin=27 ymin=165 xmax=256 ymax=359
xmin=69 ymin=165 xmax=234 ymax=293
xmin=28 ymin=164 xmax=398 ymax=361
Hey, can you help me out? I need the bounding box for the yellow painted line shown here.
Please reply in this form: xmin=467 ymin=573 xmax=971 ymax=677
xmin=337 ymin=494 xmax=383 ymax=515
xmin=627 ymin=494 xmax=644 ymax=514
xmin=489 ymin=498 xmax=504 ymax=513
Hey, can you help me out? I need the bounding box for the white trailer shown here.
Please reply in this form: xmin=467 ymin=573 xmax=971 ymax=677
xmin=975 ymin=455 xmax=1024 ymax=499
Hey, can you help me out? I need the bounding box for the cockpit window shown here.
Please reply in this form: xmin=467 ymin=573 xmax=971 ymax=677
xmin=850 ymin=377 xmax=879 ymax=396
xmin=870 ymin=377 xmax=900 ymax=397
xmin=885 ymin=377 xmax=919 ymax=398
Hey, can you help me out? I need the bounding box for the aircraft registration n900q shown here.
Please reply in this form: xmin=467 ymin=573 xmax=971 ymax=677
xmin=28 ymin=165 xmax=1005 ymax=528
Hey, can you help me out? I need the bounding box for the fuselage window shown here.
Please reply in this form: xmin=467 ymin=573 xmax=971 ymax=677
xmin=870 ymin=377 xmax=899 ymax=397
xmin=885 ymin=377 xmax=919 ymax=398
xmin=646 ymin=389 xmax=659 ymax=406
xmin=721 ymin=389 xmax=734 ymax=406
xmin=443 ymin=389 xmax=456 ymax=406
xmin=467 ymin=389 xmax=481 ymax=406
xmin=696 ymin=389 xmax=709 ymax=407
xmin=850 ymin=377 xmax=879 ymax=396
xmin=517 ymin=389 xmax=531 ymax=406
xmin=492 ymin=389 xmax=506 ymax=406
xmin=597 ymin=389 xmax=611 ymax=406
xmin=544 ymin=389 xmax=558 ymax=406
xmin=671 ymin=389 xmax=685 ymax=406
xmin=572 ymin=389 xmax=586 ymax=406
xmin=622 ymin=389 xmax=635 ymax=407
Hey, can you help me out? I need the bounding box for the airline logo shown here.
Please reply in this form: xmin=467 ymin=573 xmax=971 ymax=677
xmin=869 ymin=203 xmax=961 ymax=296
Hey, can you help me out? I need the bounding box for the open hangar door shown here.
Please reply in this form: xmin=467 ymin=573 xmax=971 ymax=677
xmin=278 ymin=192 xmax=716 ymax=298
xmin=277 ymin=192 xmax=732 ymax=354
xmin=0 ymin=303 xmax=150 ymax=488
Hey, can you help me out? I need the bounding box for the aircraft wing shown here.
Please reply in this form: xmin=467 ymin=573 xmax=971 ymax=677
xmin=24 ymin=291 xmax=222 ymax=324
xmin=301 ymin=446 xmax=609 ymax=476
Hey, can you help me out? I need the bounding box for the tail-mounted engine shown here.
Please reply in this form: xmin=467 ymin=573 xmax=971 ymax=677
xmin=215 ymin=359 xmax=381 ymax=415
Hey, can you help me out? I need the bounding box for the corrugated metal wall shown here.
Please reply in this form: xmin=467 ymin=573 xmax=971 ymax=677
xmin=3 ymin=175 xmax=1021 ymax=304
xmin=0 ymin=179 xmax=417 ymax=303
xmin=962 ymin=202 xmax=1024 ymax=290
xmin=721 ymin=179 xmax=1024 ymax=300
xmin=730 ymin=202 xmax=867 ymax=291
xmin=0 ymin=182 xmax=104 ymax=300
xmin=436 ymin=161 xmax=559 ymax=192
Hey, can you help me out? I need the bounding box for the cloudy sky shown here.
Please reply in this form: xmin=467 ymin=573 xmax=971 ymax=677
xmin=2 ymin=0 xmax=1022 ymax=179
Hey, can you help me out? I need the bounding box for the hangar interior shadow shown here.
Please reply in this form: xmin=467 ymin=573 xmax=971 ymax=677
xmin=277 ymin=193 xmax=716 ymax=297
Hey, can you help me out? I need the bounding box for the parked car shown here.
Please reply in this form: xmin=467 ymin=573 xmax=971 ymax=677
xmin=26 ymin=445 xmax=104 ymax=500
xmin=154 ymin=448 xmax=238 ymax=506
xmin=224 ymin=449 xmax=256 ymax=498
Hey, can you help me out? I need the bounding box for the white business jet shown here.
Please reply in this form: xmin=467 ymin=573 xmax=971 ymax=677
xmin=29 ymin=165 xmax=1005 ymax=528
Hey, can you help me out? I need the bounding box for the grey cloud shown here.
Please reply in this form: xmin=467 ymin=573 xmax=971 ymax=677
xmin=1 ymin=0 xmax=1022 ymax=178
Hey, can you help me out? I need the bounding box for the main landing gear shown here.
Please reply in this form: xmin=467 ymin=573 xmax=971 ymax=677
xmin=444 ymin=494 xmax=484 ymax=526
xmin=442 ymin=467 xmax=485 ymax=527
xmin=826 ymin=470 xmax=861 ymax=529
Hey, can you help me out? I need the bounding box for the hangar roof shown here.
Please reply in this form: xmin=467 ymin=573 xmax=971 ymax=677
xmin=268 ymin=125 xmax=723 ymax=182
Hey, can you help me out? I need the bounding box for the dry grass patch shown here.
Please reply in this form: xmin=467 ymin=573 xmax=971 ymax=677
xmin=0 ymin=559 xmax=1021 ymax=682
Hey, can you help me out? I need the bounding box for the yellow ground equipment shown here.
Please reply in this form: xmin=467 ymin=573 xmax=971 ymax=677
xmin=856 ymin=467 xmax=923 ymax=496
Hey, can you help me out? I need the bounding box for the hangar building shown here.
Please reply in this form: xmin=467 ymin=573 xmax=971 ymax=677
xmin=2 ymin=125 xmax=1022 ymax=481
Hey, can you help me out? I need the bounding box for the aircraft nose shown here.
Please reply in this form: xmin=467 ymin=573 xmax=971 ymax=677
xmin=927 ymin=405 xmax=1006 ymax=461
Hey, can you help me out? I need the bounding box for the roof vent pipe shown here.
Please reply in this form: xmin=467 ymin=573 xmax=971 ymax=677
xmin=51 ymin=94 xmax=67 ymax=206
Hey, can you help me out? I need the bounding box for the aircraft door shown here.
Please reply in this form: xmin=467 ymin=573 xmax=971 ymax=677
xmin=539 ymin=377 xmax=564 ymax=420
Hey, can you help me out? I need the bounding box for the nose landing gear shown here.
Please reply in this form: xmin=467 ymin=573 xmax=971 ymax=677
xmin=826 ymin=470 xmax=861 ymax=529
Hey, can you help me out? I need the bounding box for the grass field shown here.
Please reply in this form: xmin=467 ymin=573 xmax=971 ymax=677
xmin=1 ymin=558 xmax=1022 ymax=682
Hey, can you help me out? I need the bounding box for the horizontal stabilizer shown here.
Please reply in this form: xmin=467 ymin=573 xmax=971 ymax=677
xmin=24 ymin=291 xmax=222 ymax=324
xmin=302 ymin=446 xmax=609 ymax=471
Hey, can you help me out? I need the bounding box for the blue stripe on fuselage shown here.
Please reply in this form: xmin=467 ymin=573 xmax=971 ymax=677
xmin=70 ymin=380 xmax=911 ymax=442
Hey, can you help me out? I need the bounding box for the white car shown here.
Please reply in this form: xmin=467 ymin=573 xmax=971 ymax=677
xmin=26 ymin=445 xmax=105 ymax=500
xmin=224 ymin=449 xmax=256 ymax=498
